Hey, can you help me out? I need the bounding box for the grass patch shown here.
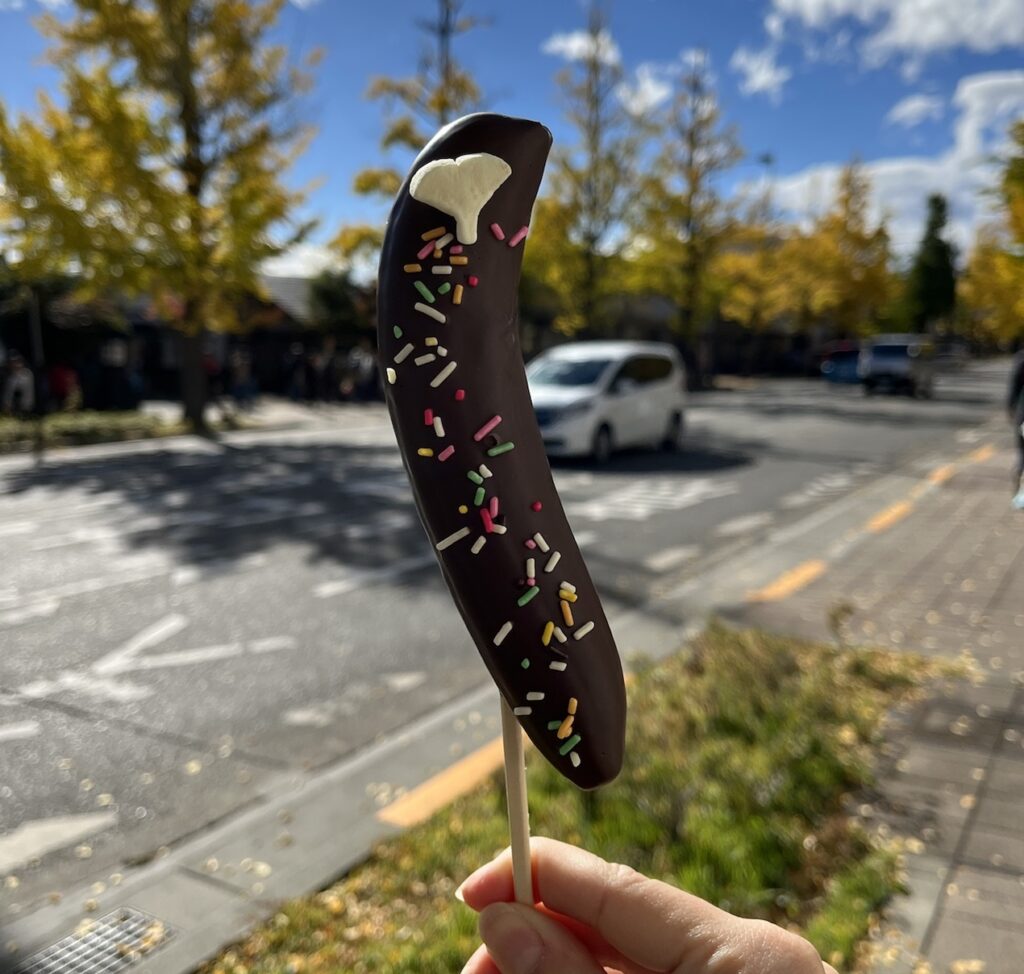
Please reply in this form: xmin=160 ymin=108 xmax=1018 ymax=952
xmin=202 ymin=624 xmax=951 ymax=974
xmin=0 ymin=411 xmax=184 ymax=452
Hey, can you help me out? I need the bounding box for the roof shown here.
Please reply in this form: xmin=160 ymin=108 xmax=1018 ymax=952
xmin=259 ymin=275 xmax=312 ymax=326
xmin=538 ymin=340 xmax=679 ymax=361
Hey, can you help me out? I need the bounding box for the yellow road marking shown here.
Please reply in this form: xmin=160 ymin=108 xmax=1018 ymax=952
xmin=928 ymin=463 xmax=956 ymax=485
xmin=747 ymin=560 xmax=827 ymax=602
xmin=866 ymin=500 xmax=913 ymax=534
xmin=377 ymin=737 xmax=503 ymax=827
xmin=967 ymin=444 xmax=995 ymax=463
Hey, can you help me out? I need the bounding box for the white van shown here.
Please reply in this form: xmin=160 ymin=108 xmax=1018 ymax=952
xmin=526 ymin=341 xmax=687 ymax=462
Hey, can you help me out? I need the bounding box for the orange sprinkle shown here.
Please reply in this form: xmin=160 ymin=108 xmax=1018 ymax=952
xmin=450 ymin=256 xmax=469 ymax=265
xmin=567 ymin=697 xmax=578 ymax=716
xmin=421 ymin=226 xmax=446 ymax=241
xmin=458 ymin=504 xmax=468 ymax=514
xmin=404 ymin=263 xmax=422 ymax=273
xmin=417 ymin=448 xmax=434 ymax=457
xmin=453 ymin=284 xmax=464 ymax=305
xmin=542 ymin=621 xmax=554 ymax=646
xmin=433 ymin=248 xmax=442 ymax=259
xmin=561 ymin=600 xmax=574 ymax=627
xmin=558 ymin=590 xmax=577 ymax=603
xmin=557 ymin=715 xmax=574 ymax=739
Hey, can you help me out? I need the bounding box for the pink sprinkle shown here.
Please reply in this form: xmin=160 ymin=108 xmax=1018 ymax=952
xmin=531 ymin=501 xmax=542 ymax=512
xmin=489 ymin=496 xmax=499 ymax=518
xmin=454 ymin=389 xmax=466 ymax=401
xmin=524 ymin=539 xmax=537 ymax=550
xmin=438 ymin=445 xmax=455 ymax=462
xmin=481 ymin=509 xmax=495 ymax=533
xmin=424 ymin=408 xmax=433 ymax=426
xmin=468 ymin=275 xmax=479 ymax=287
xmin=473 ymin=415 xmax=502 ymax=442
xmin=417 ymin=240 xmax=436 ymax=260
xmin=526 ymin=577 xmax=536 ymax=586
xmin=508 ymin=225 xmax=529 ymax=248
xmin=490 ymin=222 xmax=505 ymax=241
xmin=450 ymin=244 xmax=464 ymax=254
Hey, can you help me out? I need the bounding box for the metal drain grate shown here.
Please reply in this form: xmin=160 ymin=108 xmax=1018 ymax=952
xmin=15 ymin=908 xmax=173 ymax=974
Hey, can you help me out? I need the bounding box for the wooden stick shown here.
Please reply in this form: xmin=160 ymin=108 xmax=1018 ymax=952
xmin=500 ymin=695 xmax=532 ymax=904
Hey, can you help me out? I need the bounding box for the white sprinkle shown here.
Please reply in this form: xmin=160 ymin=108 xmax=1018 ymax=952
xmin=544 ymin=551 xmax=561 ymax=573
xmin=386 ymin=368 xmax=397 ymax=384
xmin=415 ymin=302 xmax=446 ymax=323
xmin=526 ymin=558 xmax=536 ymax=578
xmin=493 ymin=622 xmax=513 ymax=646
xmin=560 ymin=581 xmax=577 ymax=594
xmin=471 ymin=535 xmax=487 ymax=554
xmin=533 ymin=533 xmax=550 ymax=553
xmin=479 ymin=464 xmax=493 ymax=478
xmin=436 ymin=232 xmax=454 ymax=249
xmin=430 ymin=361 xmax=458 ymax=387
xmin=526 ymin=692 xmax=545 ymax=701
xmin=437 ymin=346 xmax=448 ymax=357
xmin=513 ymin=706 xmax=532 ymax=716
xmin=569 ymin=751 xmax=581 ymax=768
xmin=435 ymin=527 xmax=471 ymax=551
xmin=414 ymin=353 xmax=436 ymax=366
xmin=490 ymin=523 xmax=508 ymax=535
xmin=573 ymin=621 xmax=595 ymax=640
xmin=549 ymin=661 xmax=567 ymax=671
xmin=393 ymin=343 xmax=414 ymax=363
xmin=431 ymin=265 xmax=453 ymax=275
xmin=553 ymin=627 xmax=567 ymax=644
xmin=433 ymin=416 xmax=445 ymax=438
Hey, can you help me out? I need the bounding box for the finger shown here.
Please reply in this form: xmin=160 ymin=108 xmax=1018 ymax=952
xmin=478 ymin=902 xmax=605 ymax=974
xmin=460 ymin=942 xmax=502 ymax=974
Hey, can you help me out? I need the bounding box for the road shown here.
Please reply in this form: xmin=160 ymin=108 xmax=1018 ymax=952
xmin=0 ymin=360 xmax=1010 ymax=918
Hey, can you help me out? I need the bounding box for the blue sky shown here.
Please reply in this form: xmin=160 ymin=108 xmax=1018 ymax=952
xmin=2 ymin=0 xmax=1023 ymax=275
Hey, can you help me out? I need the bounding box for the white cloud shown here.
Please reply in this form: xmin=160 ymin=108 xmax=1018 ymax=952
xmin=261 ymin=242 xmax=341 ymax=279
xmin=289 ymin=0 xmax=323 ymax=7
xmin=541 ymin=28 xmax=621 ymax=66
xmin=0 ymin=0 xmax=26 ymax=8
xmin=767 ymin=70 xmax=1024 ymax=256
xmin=885 ymin=93 xmax=944 ymax=127
xmin=617 ymin=63 xmax=673 ymax=114
xmin=769 ymin=0 xmax=1024 ymax=72
xmin=730 ymin=46 xmax=792 ymax=101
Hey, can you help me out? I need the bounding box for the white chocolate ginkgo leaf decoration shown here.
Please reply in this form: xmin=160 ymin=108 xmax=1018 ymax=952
xmin=409 ymin=152 xmax=512 ymax=244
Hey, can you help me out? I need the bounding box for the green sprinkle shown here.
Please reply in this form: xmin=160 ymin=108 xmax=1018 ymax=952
xmin=414 ymin=280 xmax=435 ymax=304
xmin=559 ymin=734 xmax=581 ymax=756
xmin=517 ymin=586 xmax=540 ymax=607
xmin=487 ymin=441 xmax=516 ymax=457
xmin=392 ymin=325 xmax=403 ymax=338
xmin=473 ymin=486 xmax=486 ymax=506
xmin=521 ymin=658 xmax=530 ymax=669
xmin=437 ymin=282 xmax=451 ymax=294
xmin=467 ymin=470 xmax=484 ymax=485
xmin=547 ymin=720 xmax=562 ymax=730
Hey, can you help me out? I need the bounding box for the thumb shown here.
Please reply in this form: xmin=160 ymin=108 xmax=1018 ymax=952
xmin=477 ymin=902 xmax=604 ymax=974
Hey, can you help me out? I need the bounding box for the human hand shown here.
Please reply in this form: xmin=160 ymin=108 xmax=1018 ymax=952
xmin=457 ymin=837 xmax=838 ymax=974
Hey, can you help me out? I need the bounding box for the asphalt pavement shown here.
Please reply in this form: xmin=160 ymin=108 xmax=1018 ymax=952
xmin=0 ymin=361 xmax=1010 ymax=930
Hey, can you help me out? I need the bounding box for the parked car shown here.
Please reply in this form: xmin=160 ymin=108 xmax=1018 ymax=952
xmin=526 ymin=341 xmax=687 ymax=462
xmin=820 ymin=341 xmax=861 ymax=384
xmin=859 ymin=335 xmax=936 ymax=398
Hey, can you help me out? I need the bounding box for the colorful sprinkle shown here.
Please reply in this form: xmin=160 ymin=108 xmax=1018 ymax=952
xmin=474 ymin=415 xmax=503 ymax=442
xmin=560 ymin=581 xmax=577 ymax=594
xmin=487 ymin=441 xmax=515 ymax=457
xmin=437 ymin=282 xmax=451 ymax=295
xmin=471 ymin=535 xmax=487 ymax=554
xmin=450 ymin=255 xmax=469 ymax=265
xmin=417 ymin=240 xmax=437 ymax=260
xmin=403 ymin=263 xmax=422 ymax=273
xmin=508 ymin=225 xmax=529 ymax=248
xmin=421 ymin=226 xmax=447 ymax=241
xmin=569 ymin=751 xmax=581 ymax=768
xmin=557 ymin=716 xmax=574 ymax=739
xmin=533 ymin=533 xmax=550 ymax=553
xmin=547 ymin=720 xmax=562 ymax=730
xmin=474 ymin=486 xmax=486 ymax=507
xmin=573 ymin=621 xmax=595 ymax=640
xmin=458 ymin=504 xmax=468 ymax=514
xmin=553 ymin=627 xmax=567 ymax=644
xmin=520 ymin=658 xmax=530 ymax=669
xmin=414 ymin=353 xmax=436 ymax=366
xmin=559 ymin=734 xmax=581 ymax=756
xmin=435 ymin=232 xmax=454 ymax=249
xmin=490 ymin=222 xmax=505 ymax=241
xmin=493 ymin=622 xmax=513 ymax=646
xmin=526 ymin=692 xmax=545 ymax=702
xmin=491 ymin=523 xmax=508 ymax=535
xmin=424 ymin=408 xmax=433 ymax=425
xmin=415 ymin=302 xmax=446 ymax=323
xmin=425 ymin=336 xmax=439 ymax=346
xmin=450 ymin=244 xmax=464 ymax=254
xmin=431 ymin=266 xmax=453 ymax=276
xmin=513 ymin=706 xmax=532 ymax=717
xmin=413 ymin=281 xmax=435 ymax=304
xmin=455 ymin=388 xmax=466 ymax=401
xmin=468 ymin=275 xmax=479 ymax=287
xmin=417 ymin=447 xmax=434 ymax=457
xmin=386 ymin=368 xmax=397 ymax=384
xmin=453 ymin=284 xmax=464 ymax=305
xmin=545 ymin=552 xmax=562 ymax=574
xmin=526 ymin=558 xmax=536 ymax=579
xmin=550 ymin=661 xmax=567 ymax=671
xmin=467 ymin=470 xmax=484 ymax=485
xmin=568 ymin=697 xmax=578 ymax=715
xmin=433 ymin=248 xmax=442 ymax=259
xmin=436 ymin=527 xmax=470 ymax=551
xmin=480 ymin=508 xmax=494 ymax=531
xmin=560 ymin=600 xmax=574 ymax=627
xmin=517 ymin=586 xmax=540 ymax=607
xmin=437 ymin=346 xmax=448 ymax=357
xmin=433 ymin=416 xmax=445 ymax=438
xmin=431 ymin=361 xmax=457 ymax=386
xmin=558 ymin=588 xmax=577 ymax=602
xmin=526 ymin=577 xmax=536 ymax=586
xmin=438 ymin=444 xmax=455 ymax=462
xmin=541 ymin=621 xmax=554 ymax=646
xmin=479 ymin=464 xmax=493 ymax=478
xmin=394 ymin=343 xmax=415 ymax=364
xmin=393 ymin=325 xmax=403 ymax=338
xmin=524 ymin=539 xmax=537 ymax=550
xmin=489 ymin=496 xmax=499 ymax=518
xmin=531 ymin=501 xmax=542 ymax=512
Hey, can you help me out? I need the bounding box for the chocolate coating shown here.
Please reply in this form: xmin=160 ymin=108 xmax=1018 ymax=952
xmin=378 ymin=113 xmax=626 ymax=789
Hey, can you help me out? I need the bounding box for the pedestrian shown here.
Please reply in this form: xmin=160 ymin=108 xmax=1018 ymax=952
xmin=457 ymin=838 xmax=838 ymax=974
xmin=1009 ymin=350 xmax=1024 ymax=509
xmin=2 ymin=353 xmax=35 ymax=417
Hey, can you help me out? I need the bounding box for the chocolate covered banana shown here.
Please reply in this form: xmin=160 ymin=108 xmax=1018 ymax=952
xmin=377 ymin=113 xmax=626 ymax=789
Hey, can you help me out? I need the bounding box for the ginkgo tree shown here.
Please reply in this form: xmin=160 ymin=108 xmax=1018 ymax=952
xmin=0 ymin=0 xmax=317 ymax=431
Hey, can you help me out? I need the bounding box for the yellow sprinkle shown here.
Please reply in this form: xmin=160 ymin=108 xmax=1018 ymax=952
xmin=558 ymin=590 xmax=577 ymax=603
xmin=453 ymin=284 xmax=464 ymax=305
xmin=425 ymin=336 xmax=438 ymax=346
xmin=433 ymin=248 xmax=442 ymax=259
xmin=568 ymin=697 xmax=578 ymax=716
xmin=561 ymin=600 xmax=574 ymax=627
xmin=417 ymin=448 xmax=434 ymax=457
xmin=541 ymin=621 xmax=554 ymax=646
xmin=557 ymin=715 xmax=574 ymax=739
xmin=421 ymin=226 xmax=446 ymax=241
xmin=403 ymin=263 xmax=422 ymax=273
xmin=450 ymin=256 xmax=469 ymax=265
xmin=458 ymin=504 xmax=468 ymax=514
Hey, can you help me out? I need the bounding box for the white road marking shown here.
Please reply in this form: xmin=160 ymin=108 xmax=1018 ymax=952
xmin=92 ymin=615 xmax=190 ymax=676
xmin=566 ymin=477 xmax=739 ymax=522
xmin=384 ymin=671 xmax=427 ymax=693
xmin=644 ymin=545 xmax=700 ymax=572
xmin=283 ymin=706 xmax=334 ymax=728
xmin=715 ymin=512 xmax=774 ymax=537
xmin=0 ymin=720 xmax=41 ymax=743
xmin=0 ymin=812 xmax=118 ymax=873
xmin=0 ymin=522 xmax=36 ymax=538
xmin=0 ymin=599 xmax=60 ymax=629
xmin=573 ymin=531 xmax=597 ymax=548
xmin=314 ymin=553 xmax=435 ymax=599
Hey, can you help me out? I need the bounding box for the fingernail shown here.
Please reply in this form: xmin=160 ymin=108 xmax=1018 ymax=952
xmin=479 ymin=904 xmax=543 ymax=974
xmin=454 ymin=881 xmax=466 ymax=903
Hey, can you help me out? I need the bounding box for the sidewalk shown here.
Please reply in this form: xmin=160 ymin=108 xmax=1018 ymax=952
xmin=733 ymin=446 xmax=1024 ymax=974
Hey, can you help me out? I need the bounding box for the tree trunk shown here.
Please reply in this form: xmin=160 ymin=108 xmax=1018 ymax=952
xmin=179 ymin=329 xmax=210 ymax=434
